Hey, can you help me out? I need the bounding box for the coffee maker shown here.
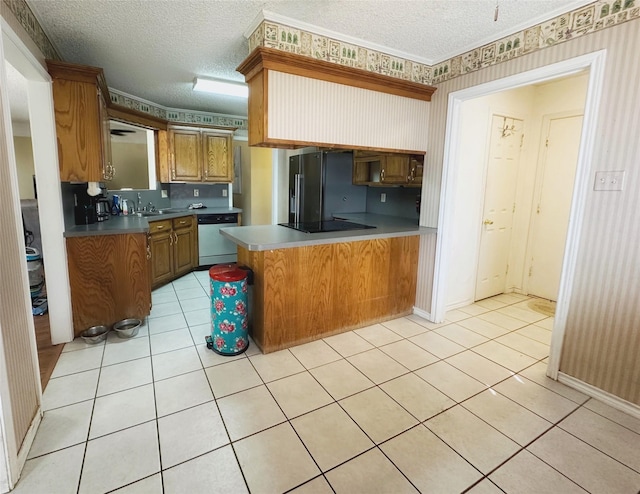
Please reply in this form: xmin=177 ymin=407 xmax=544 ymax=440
xmin=73 ymin=185 xmax=97 ymax=225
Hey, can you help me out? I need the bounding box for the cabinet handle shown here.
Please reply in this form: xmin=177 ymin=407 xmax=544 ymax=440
xmin=156 ymin=225 xmax=164 ymax=230
xmin=381 ymin=169 xmax=385 ymax=181
xmin=146 ymin=244 xmax=151 ymax=260
xmin=179 ymin=220 xmax=186 ymax=225
xmin=169 ymin=232 xmax=173 ymax=245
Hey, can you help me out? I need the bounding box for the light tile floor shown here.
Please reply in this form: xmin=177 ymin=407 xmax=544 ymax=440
xmin=16 ymin=271 xmax=640 ymax=493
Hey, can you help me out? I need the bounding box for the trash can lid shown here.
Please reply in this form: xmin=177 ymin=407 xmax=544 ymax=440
xmin=209 ymin=264 xmax=247 ymax=282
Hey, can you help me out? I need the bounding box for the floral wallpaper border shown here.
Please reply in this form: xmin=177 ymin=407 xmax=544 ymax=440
xmin=249 ymin=0 xmax=639 ymax=86
xmin=6 ymin=0 xmax=637 ymax=126
xmin=109 ymin=90 xmax=248 ymax=130
xmin=3 ymin=0 xmax=59 ymax=60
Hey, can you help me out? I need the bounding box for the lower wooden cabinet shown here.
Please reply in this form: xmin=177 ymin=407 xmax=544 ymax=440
xmin=66 ymin=233 xmax=151 ymax=337
xmin=149 ymin=215 xmax=198 ymax=289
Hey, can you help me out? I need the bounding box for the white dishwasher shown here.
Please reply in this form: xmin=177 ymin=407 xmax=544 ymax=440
xmin=197 ymin=213 xmax=238 ymax=266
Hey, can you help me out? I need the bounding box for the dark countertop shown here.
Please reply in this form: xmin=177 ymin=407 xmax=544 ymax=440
xmin=64 ymin=207 xmax=242 ymax=237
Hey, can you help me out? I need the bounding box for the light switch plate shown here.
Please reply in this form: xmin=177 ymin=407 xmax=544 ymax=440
xmin=194 ymin=189 xmax=199 ymax=197
xmin=161 ymin=189 xmax=168 ymax=198
xmin=222 ymin=189 xmax=228 ymax=197
xmin=594 ymin=171 xmax=625 ymax=191
xmin=381 ymin=193 xmax=386 ymax=203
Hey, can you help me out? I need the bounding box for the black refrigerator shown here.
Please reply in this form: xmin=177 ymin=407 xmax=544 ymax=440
xmin=288 ymin=151 xmax=367 ymax=224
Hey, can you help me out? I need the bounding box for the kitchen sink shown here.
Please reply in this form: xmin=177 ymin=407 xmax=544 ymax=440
xmin=136 ymin=208 xmax=190 ymax=217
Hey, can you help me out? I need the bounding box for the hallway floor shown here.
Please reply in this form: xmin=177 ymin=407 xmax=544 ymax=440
xmin=14 ymin=271 xmax=640 ymax=493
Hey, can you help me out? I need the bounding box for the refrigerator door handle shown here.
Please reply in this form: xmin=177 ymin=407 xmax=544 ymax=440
xmin=294 ymin=173 xmax=302 ymax=223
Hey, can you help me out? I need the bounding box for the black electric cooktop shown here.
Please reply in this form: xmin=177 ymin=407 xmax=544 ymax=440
xmin=278 ymin=220 xmax=376 ymax=234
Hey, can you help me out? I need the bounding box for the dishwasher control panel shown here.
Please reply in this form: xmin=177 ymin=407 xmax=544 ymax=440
xmin=197 ymin=214 xmax=239 ymax=225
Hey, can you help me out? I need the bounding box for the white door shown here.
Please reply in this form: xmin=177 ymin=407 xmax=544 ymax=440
xmin=475 ymin=115 xmax=523 ymax=300
xmin=527 ymin=114 xmax=583 ymax=301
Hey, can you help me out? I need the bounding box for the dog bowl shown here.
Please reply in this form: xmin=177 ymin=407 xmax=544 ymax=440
xmin=113 ymin=318 xmax=142 ymax=338
xmin=81 ymin=325 xmax=109 ymax=344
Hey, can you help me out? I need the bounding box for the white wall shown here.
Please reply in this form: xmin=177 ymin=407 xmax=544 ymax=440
xmin=446 ymin=73 xmax=589 ymax=308
xmin=12 ymin=136 xmax=34 ymax=199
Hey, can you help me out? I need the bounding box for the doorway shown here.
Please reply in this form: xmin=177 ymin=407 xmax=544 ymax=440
xmin=432 ymin=50 xmax=607 ymax=379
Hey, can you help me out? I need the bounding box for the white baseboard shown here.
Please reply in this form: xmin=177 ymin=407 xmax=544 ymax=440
xmin=412 ymin=306 xmax=434 ymax=322
xmin=558 ymin=373 xmax=640 ymax=420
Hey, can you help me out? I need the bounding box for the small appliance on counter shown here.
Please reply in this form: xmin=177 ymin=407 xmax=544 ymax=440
xmin=73 ymin=185 xmax=97 ymax=225
xmin=95 ymin=197 xmax=110 ymax=221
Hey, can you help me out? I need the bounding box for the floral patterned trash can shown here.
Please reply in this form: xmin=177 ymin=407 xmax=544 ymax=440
xmin=205 ymin=264 xmax=249 ymax=356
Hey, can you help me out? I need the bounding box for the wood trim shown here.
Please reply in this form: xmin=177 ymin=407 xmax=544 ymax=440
xmin=156 ymin=130 xmax=170 ymax=182
xmin=109 ymin=104 xmax=168 ymax=130
xmin=167 ymin=122 xmax=237 ymax=132
xmin=250 ymin=136 xmax=427 ymax=156
xmin=46 ymin=59 xmax=109 ymax=104
xmin=237 ymin=47 xmax=437 ymax=102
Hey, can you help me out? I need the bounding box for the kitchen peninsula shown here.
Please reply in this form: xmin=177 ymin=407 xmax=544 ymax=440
xmin=221 ymin=214 xmax=436 ymax=353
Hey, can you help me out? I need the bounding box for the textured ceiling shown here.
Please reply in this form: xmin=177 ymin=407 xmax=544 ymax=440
xmin=5 ymin=61 xmax=29 ymax=123
xmin=26 ymin=0 xmax=592 ymax=117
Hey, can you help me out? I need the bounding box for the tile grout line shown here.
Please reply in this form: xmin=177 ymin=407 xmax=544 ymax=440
xmin=74 ymin=334 xmax=108 ymax=494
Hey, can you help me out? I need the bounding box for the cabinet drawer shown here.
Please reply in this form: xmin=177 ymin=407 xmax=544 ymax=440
xmin=148 ymin=219 xmax=172 ymax=234
xmin=172 ymin=215 xmax=194 ymax=230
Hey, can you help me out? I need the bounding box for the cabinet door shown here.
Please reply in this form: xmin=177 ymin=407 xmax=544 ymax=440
xmin=51 ymin=79 xmax=104 ymax=182
xmin=66 ymin=234 xmax=151 ymax=336
xmin=382 ymin=155 xmax=410 ymax=184
xmin=202 ymin=133 xmax=232 ymax=182
xmin=149 ymin=220 xmax=174 ymax=288
xmin=118 ymin=233 xmax=151 ymax=318
xmin=171 ymin=130 xmax=202 ymax=181
xmin=98 ymin=88 xmax=113 ymax=181
xmin=173 ymin=227 xmax=196 ymax=277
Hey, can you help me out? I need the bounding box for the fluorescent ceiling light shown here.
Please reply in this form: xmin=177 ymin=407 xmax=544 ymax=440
xmin=193 ymin=77 xmax=248 ymax=98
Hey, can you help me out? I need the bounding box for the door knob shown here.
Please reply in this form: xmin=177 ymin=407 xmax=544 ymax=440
xmin=483 ymin=219 xmax=494 ymax=225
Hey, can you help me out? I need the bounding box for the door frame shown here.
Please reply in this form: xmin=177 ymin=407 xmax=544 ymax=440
xmin=431 ymin=50 xmax=607 ymax=379
xmin=523 ymin=110 xmax=584 ymax=298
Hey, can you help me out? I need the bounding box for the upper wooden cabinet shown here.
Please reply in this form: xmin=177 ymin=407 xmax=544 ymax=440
xmin=164 ymin=126 xmax=233 ymax=183
xmin=352 ymin=151 xmax=424 ymax=187
xmin=47 ymin=60 xmax=113 ymax=182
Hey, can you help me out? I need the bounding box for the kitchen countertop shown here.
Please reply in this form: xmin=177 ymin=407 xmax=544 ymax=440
xmin=64 ymin=207 xmax=242 ymax=237
xmin=220 ymin=213 xmax=436 ymax=251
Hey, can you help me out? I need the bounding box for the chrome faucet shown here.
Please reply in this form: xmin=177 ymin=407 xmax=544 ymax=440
xmin=137 ymin=192 xmax=142 ymax=211
xmin=147 ymin=202 xmax=156 ymax=212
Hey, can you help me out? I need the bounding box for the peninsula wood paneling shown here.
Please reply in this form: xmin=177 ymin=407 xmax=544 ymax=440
xmin=66 ymin=233 xmax=150 ymax=336
xmin=420 ymin=18 xmax=640 ymax=405
xmin=238 ymin=236 xmax=419 ymax=353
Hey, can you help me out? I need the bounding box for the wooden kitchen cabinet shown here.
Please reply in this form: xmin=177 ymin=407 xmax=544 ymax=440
xmin=149 ymin=215 xmax=198 ymax=288
xmin=66 ymin=233 xmax=151 ymax=337
xmin=202 ymin=132 xmax=232 ymax=182
xmin=47 ymin=60 xmax=113 ymax=182
xmin=352 ymin=151 xmax=424 ymax=187
xmin=408 ymin=155 xmax=424 ymax=186
xmin=166 ymin=126 xmax=233 ymax=183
